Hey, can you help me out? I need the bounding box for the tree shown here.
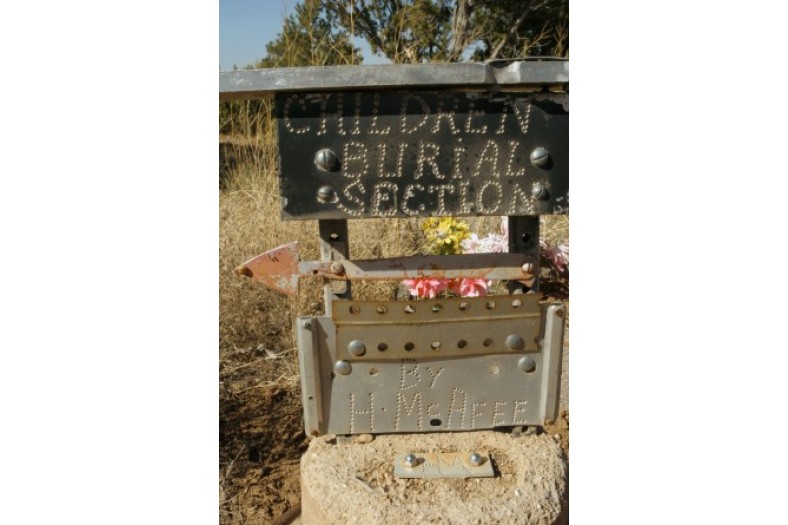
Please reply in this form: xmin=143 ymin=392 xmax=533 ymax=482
xmin=255 ymin=0 xmax=362 ymax=68
xmin=220 ymin=0 xmax=362 ymax=136
xmin=322 ymin=0 xmax=568 ymax=64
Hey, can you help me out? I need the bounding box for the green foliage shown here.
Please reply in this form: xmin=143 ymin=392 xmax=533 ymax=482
xmin=220 ymin=0 xmax=362 ymax=136
xmin=323 ymin=0 xmax=568 ymax=64
xmin=469 ymin=0 xmax=569 ymax=60
xmin=255 ymin=0 xmax=362 ymax=68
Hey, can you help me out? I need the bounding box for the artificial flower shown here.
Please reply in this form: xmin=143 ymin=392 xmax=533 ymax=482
xmin=450 ymin=278 xmax=490 ymax=297
xmin=403 ymin=277 xmax=452 ymax=298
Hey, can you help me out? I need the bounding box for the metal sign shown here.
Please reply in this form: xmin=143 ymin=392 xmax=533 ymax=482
xmin=297 ymin=297 xmax=564 ymax=436
xmin=275 ymin=91 xmax=568 ymax=220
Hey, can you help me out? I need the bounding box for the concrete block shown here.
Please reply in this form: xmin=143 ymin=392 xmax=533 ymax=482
xmin=301 ymin=431 xmax=567 ymax=524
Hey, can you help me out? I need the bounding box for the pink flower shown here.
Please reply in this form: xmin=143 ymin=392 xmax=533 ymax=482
xmin=450 ymin=278 xmax=490 ymax=297
xmin=403 ymin=277 xmax=451 ymax=298
xmin=542 ymin=242 xmax=569 ymax=274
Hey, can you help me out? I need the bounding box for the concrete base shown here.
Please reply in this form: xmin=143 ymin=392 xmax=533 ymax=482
xmin=301 ymin=431 xmax=567 ymax=525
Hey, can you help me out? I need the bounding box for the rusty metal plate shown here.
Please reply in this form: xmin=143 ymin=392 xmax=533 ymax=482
xmin=394 ymin=452 xmax=495 ymax=479
xmin=275 ymin=91 xmax=568 ymax=220
xmin=333 ymin=295 xmax=541 ymax=361
xmin=236 ymin=242 xmax=300 ymax=296
xmin=297 ymin=303 xmax=564 ymax=436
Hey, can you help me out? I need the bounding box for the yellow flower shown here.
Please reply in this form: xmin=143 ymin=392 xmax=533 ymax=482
xmin=421 ymin=217 xmax=470 ymax=255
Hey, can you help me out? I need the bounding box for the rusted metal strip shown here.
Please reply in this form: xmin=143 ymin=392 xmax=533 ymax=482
xmin=237 ymin=243 xmax=537 ymax=296
xmin=301 ymin=253 xmax=536 ymax=281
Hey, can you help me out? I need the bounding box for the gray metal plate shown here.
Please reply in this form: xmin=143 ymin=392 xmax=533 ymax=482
xmin=275 ymin=91 xmax=568 ymax=219
xmin=333 ymin=295 xmax=541 ymax=361
xmin=297 ymin=302 xmax=564 ymax=436
xmin=394 ymin=452 xmax=495 ymax=479
xmin=219 ymin=61 xmax=568 ymax=100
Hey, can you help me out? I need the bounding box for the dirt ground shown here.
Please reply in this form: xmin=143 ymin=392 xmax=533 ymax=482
xmin=220 ymin=383 xmax=308 ymax=524
xmin=219 ymin=379 xmax=568 ymax=525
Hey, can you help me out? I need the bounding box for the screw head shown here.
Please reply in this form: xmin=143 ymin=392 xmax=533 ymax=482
xmin=334 ymin=360 xmax=352 ymax=375
xmin=530 ymin=146 xmax=550 ymax=168
xmin=302 ymin=320 xmax=312 ymax=329
xmin=314 ymin=148 xmax=339 ymax=171
xmin=469 ymin=453 xmax=484 ymax=467
xmin=317 ymin=186 xmax=335 ymax=202
xmin=347 ymin=340 xmax=366 ymax=357
xmin=518 ymin=356 xmax=536 ymax=373
xmin=531 ymin=182 xmax=548 ymax=200
xmin=330 ymin=262 xmax=346 ymax=276
xmin=506 ymin=334 xmax=526 ymax=351
xmin=404 ymin=453 xmax=419 ymax=468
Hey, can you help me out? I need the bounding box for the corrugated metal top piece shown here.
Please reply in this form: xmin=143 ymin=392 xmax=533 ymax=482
xmin=220 ymin=60 xmax=568 ymax=100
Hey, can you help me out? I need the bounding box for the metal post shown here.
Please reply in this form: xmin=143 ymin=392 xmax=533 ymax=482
xmin=318 ymin=219 xmax=351 ymax=316
xmin=507 ymin=216 xmax=540 ymax=294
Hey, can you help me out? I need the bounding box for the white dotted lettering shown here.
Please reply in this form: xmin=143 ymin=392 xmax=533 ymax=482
xmin=473 ymin=140 xmax=499 ymax=177
xmin=416 ymin=141 xmax=445 ymax=180
xmin=343 ymin=141 xmax=369 ymax=178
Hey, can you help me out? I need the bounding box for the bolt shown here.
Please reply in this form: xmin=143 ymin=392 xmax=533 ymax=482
xmin=314 ymin=148 xmax=339 ymax=171
xmin=330 ymin=262 xmax=346 ymax=276
xmin=404 ymin=453 xmax=419 ymax=468
xmin=469 ymin=453 xmax=484 ymax=467
xmin=506 ymin=334 xmax=525 ymax=351
xmin=334 ymin=360 xmax=352 ymax=375
xmin=317 ymin=185 xmax=334 ymax=202
xmin=347 ymin=340 xmax=366 ymax=357
xmin=530 ymin=146 xmax=550 ymax=168
xmin=518 ymin=356 xmax=536 ymax=373
xmin=530 ymin=182 xmax=548 ymax=200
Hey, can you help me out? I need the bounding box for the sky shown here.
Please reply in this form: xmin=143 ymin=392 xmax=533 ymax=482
xmin=219 ymin=0 xmax=389 ymax=70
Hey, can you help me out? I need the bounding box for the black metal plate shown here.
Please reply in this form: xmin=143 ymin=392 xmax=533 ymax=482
xmin=275 ymin=91 xmax=568 ymax=220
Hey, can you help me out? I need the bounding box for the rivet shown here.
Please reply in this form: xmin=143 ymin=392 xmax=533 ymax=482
xmin=347 ymin=340 xmax=366 ymax=357
xmin=314 ymin=148 xmax=339 ymax=171
xmin=530 ymin=146 xmax=550 ymax=168
xmin=506 ymin=334 xmax=526 ymax=351
xmin=330 ymin=262 xmax=346 ymax=276
xmin=317 ymin=185 xmax=334 ymax=202
xmin=469 ymin=453 xmax=484 ymax=467
xmin=334 ymin=360 xmax=352 ymax=375
xmin=518 ymin=356 xmax=536 ymax=373
xmin=404 ymin=453 xmax=420 ymax=468
xmin=530 ymin=182 xmax=548 ymax=200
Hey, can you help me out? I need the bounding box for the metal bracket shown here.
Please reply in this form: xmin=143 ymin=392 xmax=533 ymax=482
xmin=394 ymin=452 xmax=495 ymax=479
